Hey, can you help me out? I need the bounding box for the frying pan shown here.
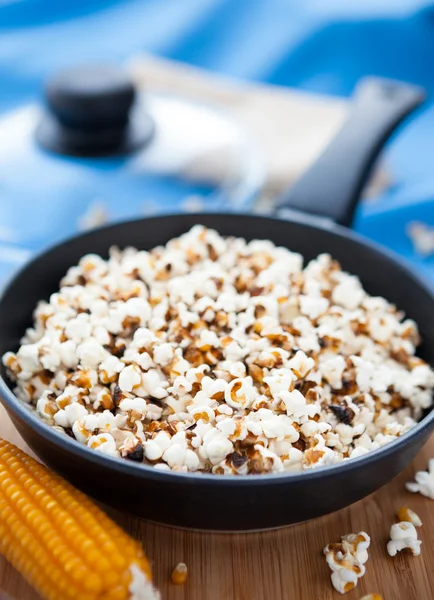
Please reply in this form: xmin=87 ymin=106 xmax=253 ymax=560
xmin=0 ymin=78 xmax=432 ymax=531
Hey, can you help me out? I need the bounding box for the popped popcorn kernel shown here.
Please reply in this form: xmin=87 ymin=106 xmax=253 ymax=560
xmin=406 ymin=459 xmax=434 ymax=499
xmin=324 ymin=531 xmax=370 ymax=594
xmin=3 ymin=226 xmax=433 ymax=475
xmin=387 ymin=521 xmax=422 ymax=557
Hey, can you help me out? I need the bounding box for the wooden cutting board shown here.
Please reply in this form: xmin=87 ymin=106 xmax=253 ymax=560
xmin=0 ymin=403 xmax=432 ymax=600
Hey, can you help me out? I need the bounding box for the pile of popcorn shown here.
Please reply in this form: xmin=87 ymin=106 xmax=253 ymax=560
xmin=3 ymin=225 xmax=434 ymax=475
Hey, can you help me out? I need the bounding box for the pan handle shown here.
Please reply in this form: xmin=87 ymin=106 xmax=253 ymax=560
xmin=276 ymin=78 xmax=426 ymax=227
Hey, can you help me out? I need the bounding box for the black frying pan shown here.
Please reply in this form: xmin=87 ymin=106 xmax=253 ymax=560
xmin=0 ymin=78 xmax=431 ymax=531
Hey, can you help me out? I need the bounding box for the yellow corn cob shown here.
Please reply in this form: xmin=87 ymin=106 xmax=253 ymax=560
xmin=0 ymin=439 xmax=159 ymax=600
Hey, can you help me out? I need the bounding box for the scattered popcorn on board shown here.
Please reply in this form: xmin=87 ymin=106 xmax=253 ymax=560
xmin=324 ymin=531 xmax=370 ymax=594
xmin=406 ymin=459 xmax=434 ymax=499
xmin=387 ymin=521 xmax=422 ymax=557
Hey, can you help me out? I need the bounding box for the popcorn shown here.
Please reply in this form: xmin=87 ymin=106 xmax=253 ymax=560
xmin=162 ymin=439 xmax=200 ymax=470
xmin=344 ymin=532 xmax=370 ymax=565
xmin=406 ymin=459 xmax=434 ymax=499
xmin=64 ymin=314 xmax=92 ymax=343
xmin=76 ymin=338 xmax=108 ymax=368
xmin=332 ymin=276 xmax=365 ymax=310
xmin=118 ymin=365 xmax=141 ymax=392
xmin=387 ymin=522 xmax=422 ymax=557
xmin=279 ymin=389 xmax=318 ymax=420
xmin=349 ymin=446 xmax=369 ymax=459
xmin=36 ymin=391 xmax=59 ymax=421
xmin=120 ymin=437 xmax=144 ymax=462
xmin=200 ymin=429 xmax=233 ymax=465
xmin=225 ymin=377 xmax=257 ymax=410
xmin=16 ymin=344 xmax=40 ymax=373
xmin=287 ymin=350 xmax=315 ymax=378
xmin=119 ymin=397 xmax=148 ymax=413
xmin=53 ymin=401 xmax=88 ymax=427
xmin=99 ymin=355 xmax=124 ymax=380
xmin=153 ymin=343 xmax=174 ymax=366
xmin=254 ymin=444 xmax=284 ymax=472
xmin=324 ymin=531 xmax=370 ymax=594
xmin=305 ymin=434 xmax=338 ymax=467
xmin=299 ymin=295 xmax=329 ymax=320
xmin=223 ymin=340 xmax=247 ymax=361
xmin=330 ymin=569 xmax=359 ymax=595
xmin=351 ymin=356 xmax=393 ymax=394
xmin=195 ymin=329 xmax=220 ymax=351
xmin=263 ymin=370 xmax=295 ymax=397
xmin=87 ymin=433 xmax=119 ymax=457
xmin=144 ymin=440 xmax=164 ymax=462
xmin=319 ymin=355 xmax=346 ymax=389
xmin=39 ymin=341 xmax=62 ymax=372
xmin=228 ymin=361 xmax=246 ymax=379
xmin=59 ymin=340 xmax=79 ymax=369
xmin=55 ymin=385 xmax=87 ymax=409
xmin=134 ymin=352 xmax=154 ymax=371
xmin=4 ymin=225 xmax=433 ymax=475
xmin=72 ymin=411 xmax=126 ymax=443
xmin=140 ymin=370 xmax=168 ymax=399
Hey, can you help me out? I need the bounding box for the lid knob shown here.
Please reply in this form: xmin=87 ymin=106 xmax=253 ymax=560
xmin=36 ymin=64 xmax=153 ymax=157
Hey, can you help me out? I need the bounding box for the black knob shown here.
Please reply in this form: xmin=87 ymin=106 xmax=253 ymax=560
xmin=36 ymin=64 xmax=154 ymax=157
xmin=47 ymin=65 xmax=135 ymax=129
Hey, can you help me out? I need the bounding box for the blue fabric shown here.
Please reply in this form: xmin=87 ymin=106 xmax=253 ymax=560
xmin=1 ymin=0 xmax=434 ymax=281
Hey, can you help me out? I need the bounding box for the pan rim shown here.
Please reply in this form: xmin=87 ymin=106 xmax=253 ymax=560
xmin=0 ymin=211 xmax=433 ymax=487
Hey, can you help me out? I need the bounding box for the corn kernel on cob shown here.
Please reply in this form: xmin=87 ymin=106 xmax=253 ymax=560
xmin=0 ymin=439 xmax=159 ymax=600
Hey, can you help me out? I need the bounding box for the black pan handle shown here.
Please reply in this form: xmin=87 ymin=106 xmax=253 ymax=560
xmin=277 ymin=77 xmax=426 ymax=227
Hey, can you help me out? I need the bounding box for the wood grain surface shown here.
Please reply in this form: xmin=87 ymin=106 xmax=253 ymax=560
xmin=0 ymin=404 xmax=432 ymax=600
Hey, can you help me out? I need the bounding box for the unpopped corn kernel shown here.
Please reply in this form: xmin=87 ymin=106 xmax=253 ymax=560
xmin=171 ymin=563 xmax=188 ymax=585
xmin=397 ymin=506 xmax=422 ymax=527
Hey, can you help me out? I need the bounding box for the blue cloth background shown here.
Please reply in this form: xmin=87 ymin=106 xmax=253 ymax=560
xmin=1 ymin=0 xmax=434 ymax=280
